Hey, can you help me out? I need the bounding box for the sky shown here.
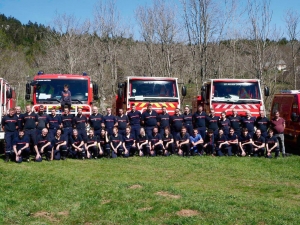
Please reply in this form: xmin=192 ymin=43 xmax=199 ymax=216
xmin=1 ymin=0 xmax=300 ymax=39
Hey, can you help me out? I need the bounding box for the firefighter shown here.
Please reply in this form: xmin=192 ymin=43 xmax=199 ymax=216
xmin=15 ymin=106 xmax=23 ymax=130
xmin=116 ymin=108 xmax=129 ymax=137
xmin=89 ymin=106 xmax=103 ymax=138
xmin=241 ymin=110 xmax=256 ymax=138
xmin=69 ymin=129 xmax=86 ymax=159
xmin=34 ymin=128 xmax=53 ymax=161
xmin=270 ymin=110 xmax=286 ymax=157
xmin=122 ymin=126 xmax=137 ymax=157
xmin=73 ymin=107 xmax=88 ymax=142
xmin=102 ymin=107 xmax=117 ymax=136
xmin=203 ymin=129 xmax=215 ymax=156
xmin=12 ymin=130 xmax=30 ymax=163
xmin=36 ymin=105 xmax=48 ymax=136
xmin=229 ymin=109 xmax=242 ymax=137
xmin=52 ymin=128 xmax=68 ymax=160
xmin=2 ymin=108 xmax=18 ymax=162
xmin=206 ymin=109 xmax=219 ymax=137
xmin=141 ymin=104 xmax=158 ymax=137
xmin=215 ymin=129 xmax=231 ymax=156
xmin=252 ymin=129 xmax=265 ymax=157
xmin=127 ymin=104 xmax=142 ymax=139
xmin=149 ymin=126 xmax=163 ymax=156
xmin=61 ymin=107 xmax=73 ymax=141
xmin=189 ymin=128 xmax=204 ymax=156
xmin=183 ymin=106 xmax=193 ymax=136
xmin=158 ymin=106 xmax=170 ymax=136
xmin=218 ymin=111 xmax=231 ymax=137
xmin=85 ymin=129 xmax=99 ymax=159
xmin=61 ymin=84 xmax=72 ymax=110
xmin=22 ymin=105 xmax=38 ymax=151
xmin=265 ymin=129 xmax=279 ymax=158
xmin=193 ymin=105 xmax=207 ymax=140
xmin=110 ymin=127 xmax=125 ymax=158
xmin=170 ymin=108 xmax=184 ymax=140
xmin=227 ymin=128 xmax=239 ymax=155
xmin=255 ymin=110 xmax=270 ymax=138
xmin=161 ymin=126 xmax=174 ymax=156
xmin=137 ymin=127 xmax=150 ymax=157
xmin=98 ymin=129 xmax=110 ymax=158
xmin=239 ymin=128 xmax=253 ymax=156
xmin=176 ymin=126 xmax=190 ymax=157
xmin=46 ymin=108 xmax=62 ymax=139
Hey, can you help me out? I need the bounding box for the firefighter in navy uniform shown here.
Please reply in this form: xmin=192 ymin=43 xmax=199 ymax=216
xmin=215 ymin=129 xmax=231 ymax=156
xmin=110 ymin=127 xmax=125 ymax=158
xmin=183 ymin=106 xmax=193 ymax=136
xmin=255 ymin=110 xmax=270 ymax=138
xmin=61 ymin=107 xmax=73 ymax=140
xmin=46 ymin=108 xmax=62 ymax=138
xmin=193 ymin=105 xmax=207 ymax=140
xmin=239 ymin=128 xmax=253 ymax=156
xmin=206 ymin=109 xmax=219 ymax=137
xmin=102 ymin=107 xmax=117 ymax=136
xmin=218 ymin=111 xmax=231 ymax=138
xmin=52 ymin=129 xmax=68 ymax=160
xmin=2 ymin=108 xmax=18 ymax=162
xmin=98 ymin=129 xmax=111 ymax=158
xmin=123 ymin=126 xmax=137 ymax=157
xmin=158 ymin=106 xmax=170 ymax=136
xmin=127 ymin=104 xmax=142 ymax=139
xmin=137 ymin=127 xmax=150 ymax=157
xmin=116 ymin=108 xmax=129 ymax=137
xmin=72 ymin=107 xmax=88 ymax=142
xmin=36 ymin=105 xmax=48 ymax=136
xmin=176 ymin=126 xmax=190 ymax=157
xmin=161 ymin=127 xmax=174 ymax=156
xmin=149 ymin=127 xmax=163 ymax=156
xmin=12 ymin=130 xmax=30 ymax=163
xmin=69 ymin=129 xmax=86 ymax=159
xmin=227 ymin=128 xmax=239 ymax=155
xmin=229 ymin=109 xmax=242 ymax=137
xmin=15 ymin=106 xmax=23 ymax=130
xmin=22 ymin=105 xmax=38 ymax=152
xmin=85 ymin=129 xmax=99 ymax=159
xmin=34 ymin=128 xmax=53 ymax=161
xmin=265 ymin=129 xmax=279 ymax=158
xmin=141 ymin=104 xmax=159 ymax=137
xmin=241 ymin=111 xmax=256 ymax=138
xmin=89 ymin=106 xmax=103 ymax=138
xmin=170 ymin=108 xmax=184 ymax=140
xmin=252 ymin=129 xmax=265 ymax=157
xmin=203 ymin=129 xmax=215 ymax=156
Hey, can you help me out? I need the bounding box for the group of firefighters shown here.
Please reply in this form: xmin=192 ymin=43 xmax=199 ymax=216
xmin=1 ymin=103 xmax=286 ymax=163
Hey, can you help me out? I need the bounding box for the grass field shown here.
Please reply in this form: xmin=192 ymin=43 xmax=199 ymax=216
xmin=1 ymin=155 xmax=300 ymax=225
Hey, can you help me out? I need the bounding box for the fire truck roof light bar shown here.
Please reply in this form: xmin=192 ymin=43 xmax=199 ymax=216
xmin=280 ymin=90 xmax=300 ymax=94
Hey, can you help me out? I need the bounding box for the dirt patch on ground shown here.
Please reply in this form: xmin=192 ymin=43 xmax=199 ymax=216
xmin=32 ymin=211 xmax=59 ymax=222
xmin=57 ymin=211 xmax=69 ymax=216
xmin=176 ymin=209 xmax=199 ymax=217
xmin=129 ymin=184 xmax=142 ymax=189
xmin=102 ymin=199 xmax=111 ymax=204
xmin=138 ymin=207 xmax=153 ymax=211
xmin=156 ymin=191 xmax=181 ymax=199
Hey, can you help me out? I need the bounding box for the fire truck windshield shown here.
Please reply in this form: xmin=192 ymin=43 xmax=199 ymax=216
xmin=212 ymin=82 xmax=261 ymax=102
xmin=35 ymin=79 xmax=88 ymax=103
xmin=129 ymin=80 xmax=178 ymax=100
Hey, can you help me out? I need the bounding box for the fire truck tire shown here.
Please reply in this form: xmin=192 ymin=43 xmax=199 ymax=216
xmin=0 ymin=140 xmax=4 ymax=154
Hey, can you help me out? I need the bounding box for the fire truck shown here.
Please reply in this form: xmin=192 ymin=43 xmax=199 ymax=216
xmin=26 ymin=72 xmax=99 ymax=115
xmin=193 ymin=79 xmax=269 ymax=116
xmin=270 ymin=90 xmax=300 ymax=152
xmin=116 ymin=76 xmax=186 ymax=115
xmin=0 ymin=78 xmax=16 ymax=140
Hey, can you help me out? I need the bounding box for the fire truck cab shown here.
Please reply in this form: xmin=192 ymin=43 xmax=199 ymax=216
xmin=116 ymin=76 xmax=186 ymax=115
xmin=193 ymin=79 xmax=269 ymax=117
xmin=270 ymin=90 xmax=300 ymax=152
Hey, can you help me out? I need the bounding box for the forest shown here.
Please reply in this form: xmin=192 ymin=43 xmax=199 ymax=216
xmin=0 ymin=0 xmax=300 ymax=110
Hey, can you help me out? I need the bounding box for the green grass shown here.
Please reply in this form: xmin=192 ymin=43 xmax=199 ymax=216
xmin=1 ymin=155 xmax=300 ymax=224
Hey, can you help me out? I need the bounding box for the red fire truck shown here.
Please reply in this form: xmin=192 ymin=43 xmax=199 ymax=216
xmin=116 ymin=76 xmax=186 ymax=115
xmin=26 ymin=72 xmax=98 ymax=115
xmin=0 ymin=78 xmax=16 ymax=140
xmin=270 ymin=90 xmax=300 ymax=152
xmin=193 ymin=79 xmax=269 ymax=116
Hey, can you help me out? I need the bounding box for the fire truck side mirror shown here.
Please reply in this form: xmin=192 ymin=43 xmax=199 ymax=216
xmin=6 ymin=89 xmax=12 ymax=99
xmin=181 ymin=86 xmax=187 ymax=97
xmin=201 ymin=91 xmax=206 ymax=102
xmin=25 ymin=94 xmax=30 ymax=101
xmin=118 ymin=83 xmax=124 ymax=88
xmin=118 ymin=88 xmax=123 ymax=99
xmin=264 ymin=86 xmax=269 ymax=96
xmin=93 ymin=83 xmax=99 ymax=100
xmin=26 ymin=83 xmax=31 ymax=95
xmin=291 ymin=113 xmax=298 ymax=122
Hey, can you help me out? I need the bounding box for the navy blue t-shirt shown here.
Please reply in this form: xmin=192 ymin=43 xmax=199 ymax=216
xmin=89 ymin=113 xmax=103 ymax=130
xmin=36 ymin=112 xmax=48 ymax=130
xmin=86 ymin=135 xmax=98 ymax=146
xmin=239 ymin=133 xmax=252 ymax=144
xmin=123 ymin=133 xmax=135 ymax=147
xmin=13 ymin=135 xmax=29 ymax=150
xmin=265 ymin=136 xmax=278 ymax=148
xmin=241 ymin=116 xmax=256 ymax=132
xmin=110 ymin=134 xmax=123 ymax=148
xmin=218 ymin=119 xmax=231 ymax=134
xmin=149 ymin=133 xmax=162 ymax=145
xmin=127 ymin=110 xmax=141 ymax=126
xmin=98 ymin=135 xmax=108 ymax=146
xmin=193 ymin=111 xmax=207 ymax=128
xmin=22 ymin=112 xmax=38 ymax=129
xmin=215 ymin=134 xmax=227 ymax=147
xmin=61 ymin=113 xmax=74 ymax=128
xmin=253 ymin=135 xmax=265 ymax=147
xmin=228 ymin=115 xmax=241 ymax=132
xmin=255 ymin=116 xmax=270 ymax=133
xmin=162 ymin=134 xmax=173 ymax=145
xmin=73 ymin=115 xmax=87 ymax=130
xmin=137 ymin=134 xmax=148 ymax=144
xmin=51 ymin=135 xmax=66 ymax=148
xmin=70 ymin=135 xmax=83 ymax=147
xmin=204 ymin=134 xmax=214 ymax=145
xmin=183 ymin=113 xmax=193 ymax=126
xmin=116 ymin=115 xmax=129 ymax=130
xmin=170 ymin=114 xmax=184 ymax=132
xmin=46 ymin=115 xmax=62 ymax=129
xmin=36 ymin=134 xmax=52 ymax=147
xmin=1 ymin=114 xmax=18 ymax=132
xmin=206 ymin=116 xmax=220 ymax=131
xmin=176 ymin=133 xmax=190 ymax=143
xmin=142 ymin=110 xmax=158 ymax=127
xmin=227 ymin=133 xmax=238 ymax=144
xmin=158 ymin=113 xmax=170 ymax=129
xmin=103 ymin=114 xmax=117 ymax=129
